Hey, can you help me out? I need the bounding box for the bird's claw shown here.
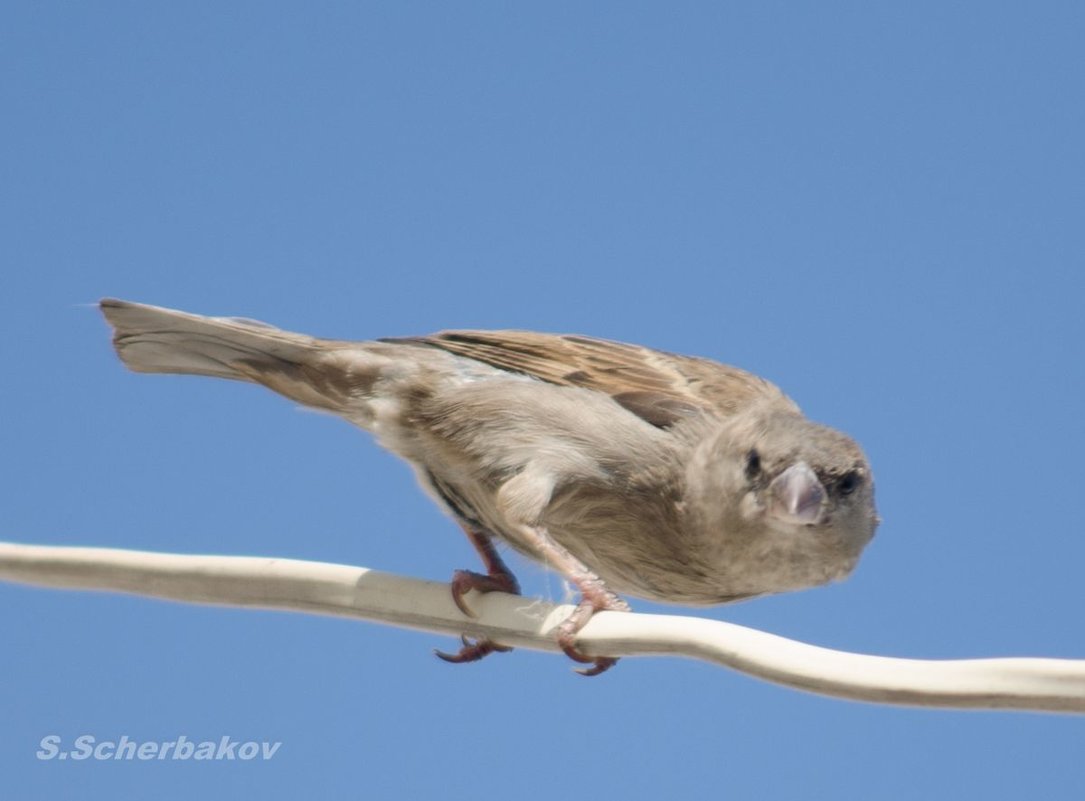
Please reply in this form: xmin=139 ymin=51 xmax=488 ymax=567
xmin=558 ymin=638 xmax=619 ymax=676
xmin=434 ymin=634 xmax=513 ymax=664
xmin=438 ymin=563 xmax=520 ymax=666
xmin=554 ymin=591 xmax=630 ymax=677
xmin=449 ymin=568 xmax=520 ymax=618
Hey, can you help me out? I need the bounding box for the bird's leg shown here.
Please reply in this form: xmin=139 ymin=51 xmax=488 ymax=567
xmin=511 ymin=523 xmax=630 ymax=677
xmin=434 ymin=526 xmax=521 ymax=665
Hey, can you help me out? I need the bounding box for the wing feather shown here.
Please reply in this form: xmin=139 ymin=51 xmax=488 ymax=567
xmin=384 ymin=330 xmax=797 ymax=427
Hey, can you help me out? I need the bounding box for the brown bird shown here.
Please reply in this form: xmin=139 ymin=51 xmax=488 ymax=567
xmin=99 ymin=299 xmax=878 ymax=675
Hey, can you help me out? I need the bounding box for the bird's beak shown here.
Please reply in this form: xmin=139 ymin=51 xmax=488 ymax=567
xmin=768 ymin=461 xmax=826 ymax=526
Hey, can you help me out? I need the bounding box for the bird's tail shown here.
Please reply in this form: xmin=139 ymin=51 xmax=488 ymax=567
xmin=99 ymin=298 xmax=387 ymax=415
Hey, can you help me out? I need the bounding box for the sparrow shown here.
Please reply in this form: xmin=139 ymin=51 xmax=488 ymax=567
xmin=99 ymin=298 xmax=878 ymax=675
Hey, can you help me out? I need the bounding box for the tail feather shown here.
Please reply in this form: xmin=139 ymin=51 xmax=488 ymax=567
xmin=99 ymin=298 xmax=382 ymax=414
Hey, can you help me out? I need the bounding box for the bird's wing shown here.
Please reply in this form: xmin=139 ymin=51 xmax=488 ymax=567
xmin=383 ymin=330 xmax=798 ymax=428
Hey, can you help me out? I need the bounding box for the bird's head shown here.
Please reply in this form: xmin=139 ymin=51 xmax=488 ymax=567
xmin=685 ymin=408 xmax=879 ymax=592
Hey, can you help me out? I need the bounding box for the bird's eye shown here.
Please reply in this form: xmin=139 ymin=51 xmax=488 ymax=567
xmin=837 ymin=471 xmax=861 ymax=496
xmin=745 ymin=449 xmax=761 ymax=480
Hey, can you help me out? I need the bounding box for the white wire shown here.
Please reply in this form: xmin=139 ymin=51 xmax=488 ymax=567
xmin=2 ymin=541 xmax=1084 ymax=713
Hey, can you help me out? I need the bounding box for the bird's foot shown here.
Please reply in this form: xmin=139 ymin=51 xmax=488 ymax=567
xmin=449 ymin=568 xmax=521 ymax=618
xmin=437 ymin=555 xmax=520 ymax=666
xmin=434 ymin=634 xmax=513 ymax=664
xmin=556 ymin=580 xmax=631 ymax=677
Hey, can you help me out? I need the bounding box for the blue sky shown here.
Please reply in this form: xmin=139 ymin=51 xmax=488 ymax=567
xmin=3 ymin=2 xmax=1084 ymax=797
